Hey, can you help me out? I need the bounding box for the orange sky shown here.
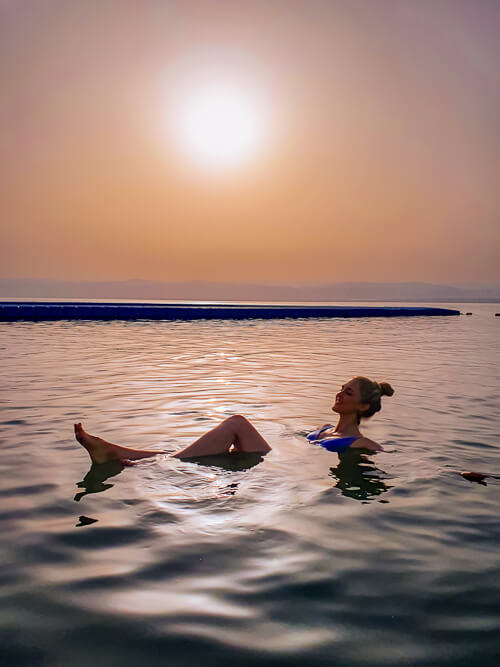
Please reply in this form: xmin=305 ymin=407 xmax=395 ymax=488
xmin=1 ymin=0 xmax=499 ymax=284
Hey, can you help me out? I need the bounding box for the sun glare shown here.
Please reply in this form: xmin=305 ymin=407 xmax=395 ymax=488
xmin=169 ymin=81 xmax=267 ymax=171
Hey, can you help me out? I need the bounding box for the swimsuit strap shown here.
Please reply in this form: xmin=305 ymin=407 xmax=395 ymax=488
xmin=306 ymin=424 xmax=334 ymax=441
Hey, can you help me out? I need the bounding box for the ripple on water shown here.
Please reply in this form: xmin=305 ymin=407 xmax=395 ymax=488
xmin=53 ymin=524 xmax=152 ymax=550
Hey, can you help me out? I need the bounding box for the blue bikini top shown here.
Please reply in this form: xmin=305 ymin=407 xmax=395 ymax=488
xmin=306 ymin=425 xmax=360 ymax=452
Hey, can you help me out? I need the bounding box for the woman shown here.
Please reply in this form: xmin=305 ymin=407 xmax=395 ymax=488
xmin=73 ymin=376 xmax=394 ymax=464
xmin=306 ymin=376 xmax=394 ymax=453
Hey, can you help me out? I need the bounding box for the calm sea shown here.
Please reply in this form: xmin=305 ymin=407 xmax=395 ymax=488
xmin=1 ymin=303 xmax=499 ymax=667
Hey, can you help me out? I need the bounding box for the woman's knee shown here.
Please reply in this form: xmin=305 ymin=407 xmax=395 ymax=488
xmin=225 ymin=414 xmax=250 ymax=430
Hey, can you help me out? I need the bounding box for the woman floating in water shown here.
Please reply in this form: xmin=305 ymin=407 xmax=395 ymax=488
xmin=74 ymin=376 xmax=394 ymax=464
xmin=306 ymin=376 xmax=394 ymax=452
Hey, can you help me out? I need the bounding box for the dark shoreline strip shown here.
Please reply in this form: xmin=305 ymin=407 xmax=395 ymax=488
xmin=0 ymin=302 xmax=460 ymax=321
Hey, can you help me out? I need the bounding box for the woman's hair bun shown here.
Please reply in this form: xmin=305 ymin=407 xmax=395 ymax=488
xmin=378 ymin=382 xmax=394 ymax=397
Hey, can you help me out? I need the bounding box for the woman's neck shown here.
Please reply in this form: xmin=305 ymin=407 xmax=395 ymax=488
xmin=333 ymin=414 xmax=362 ymax=436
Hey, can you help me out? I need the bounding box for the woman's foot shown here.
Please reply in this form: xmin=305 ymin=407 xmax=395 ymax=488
xmin=74 ymin=423 xmax=167 ymax=463
xmin=74 ymin=423 xmax=119 ymax=464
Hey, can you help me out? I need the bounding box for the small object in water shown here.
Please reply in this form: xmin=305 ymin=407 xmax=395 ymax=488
xmin=76 ymin=515 xmax=99 ymax=527
xmin=465 ymin=312 xmax=472 ymax=316
xmin=495 ymin=313 xmax=500 ymax=317
xmin=461 ymin=471 xmax=488 ymax=483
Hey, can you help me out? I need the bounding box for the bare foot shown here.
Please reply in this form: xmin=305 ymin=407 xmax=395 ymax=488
xmin=74 ymin=423 xmax=119 ymax=464
xmin=74 ymin=423 xmax=168 ymax=463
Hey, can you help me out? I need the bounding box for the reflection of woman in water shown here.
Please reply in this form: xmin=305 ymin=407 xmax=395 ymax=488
xmin=73 ymin=376 xmax=394 ymax=464
xmin=329 ymin=450 xmax=391 ymax=501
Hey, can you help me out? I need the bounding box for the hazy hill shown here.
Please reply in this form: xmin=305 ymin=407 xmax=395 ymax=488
xmin=1 ymin=279 xmax=499 ymax=302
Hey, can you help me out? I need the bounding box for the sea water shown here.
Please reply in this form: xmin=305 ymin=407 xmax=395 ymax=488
xmin=1 ymin=303 xmax=499 ymax=666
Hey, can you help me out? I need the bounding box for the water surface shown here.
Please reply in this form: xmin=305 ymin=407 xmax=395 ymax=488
xmin=1 ymin=303 xmax=499 ymax=666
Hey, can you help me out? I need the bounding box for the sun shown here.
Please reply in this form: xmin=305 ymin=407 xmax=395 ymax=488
xmin=169 ymin=80 xmax=268 ymax=171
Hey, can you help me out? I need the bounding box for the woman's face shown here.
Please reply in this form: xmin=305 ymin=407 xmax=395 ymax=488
xmin=332 ymin=379 xmax=368 ymax=415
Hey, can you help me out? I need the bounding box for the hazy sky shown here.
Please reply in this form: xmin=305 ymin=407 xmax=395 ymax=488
xmin=1 ymin=0 xmax=499 ymax=284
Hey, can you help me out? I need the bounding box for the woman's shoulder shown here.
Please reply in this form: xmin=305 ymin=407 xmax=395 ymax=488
xmin=351 ymin=436 xmax=383 ymax=452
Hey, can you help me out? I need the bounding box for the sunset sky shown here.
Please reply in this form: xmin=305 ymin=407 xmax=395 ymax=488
xmin=1 ymin=0 xmax=499 ymax=285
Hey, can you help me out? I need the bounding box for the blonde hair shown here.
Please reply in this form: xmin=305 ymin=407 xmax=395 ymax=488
xmin=353 ymin=376 xmax=394 ymax=422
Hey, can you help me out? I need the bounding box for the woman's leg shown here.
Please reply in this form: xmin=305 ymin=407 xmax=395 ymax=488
xmin=172 ymin=415 xmax=271 ymax=458
xmin=74 ymin=416 xmax=271 ymax=464
xmin=74 ymin=423 xmax=167 ymax=464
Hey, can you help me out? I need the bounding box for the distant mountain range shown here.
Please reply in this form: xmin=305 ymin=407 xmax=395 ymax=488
xmin=1 ymin=278 xmax=499 ymax=302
